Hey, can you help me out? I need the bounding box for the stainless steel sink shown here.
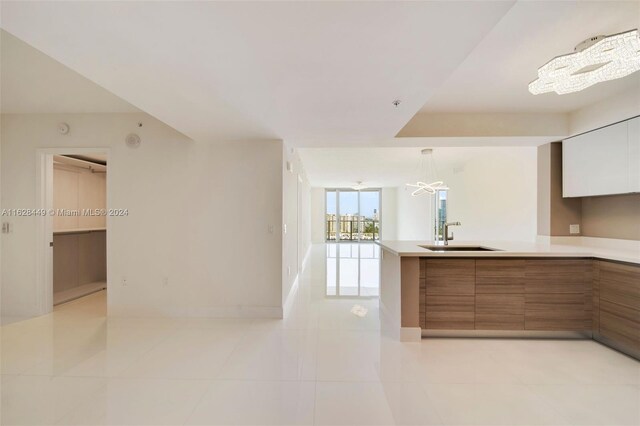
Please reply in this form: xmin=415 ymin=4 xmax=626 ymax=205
xmin=419 ymin=245 xmax=500 ymax=252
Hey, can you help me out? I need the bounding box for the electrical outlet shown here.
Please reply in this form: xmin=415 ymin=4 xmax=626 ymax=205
xmin=268 ymin=225 xmax=274 ymax=234
xmin=162 ymin=277 xmax=169 ymax=287
xmin=121 ymin=277 xmax=128 ymax=286
xmin=570 ymin=224 xmax=580 ymax=235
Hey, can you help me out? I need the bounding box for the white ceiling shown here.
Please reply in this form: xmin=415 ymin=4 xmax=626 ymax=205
xmin=418 ymin=0 xmax=640 ymax=114
xmin=299 ymin=147 xmax=429 ymax=187
xmin=1 ymin=1 xmax=638 ymax=146
xmin=299 ymin=146 xmax=539 ymax=187
xmin=0 ymin=30 xmax=138 ymax=114
xmin=0 ymin=1 xmax=514 ymax=141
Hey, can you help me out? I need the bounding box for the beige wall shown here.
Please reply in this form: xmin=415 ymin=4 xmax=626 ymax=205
xmin=569 ymin=88 xmax=640 ymax=136
xmin=537 ymin=142 xmax=582 ymax=236
xmin=582 ymin=194 xmax=640 ymax=241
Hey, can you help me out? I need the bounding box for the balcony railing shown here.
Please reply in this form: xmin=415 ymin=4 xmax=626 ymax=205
xmin=326 ymin=217 xmax=379 ymax=241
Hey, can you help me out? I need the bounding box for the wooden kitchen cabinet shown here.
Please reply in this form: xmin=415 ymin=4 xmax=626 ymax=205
xmin=425 ymin=259 xmax=475 ymax=295
xmin=524 ymin=259 xmax=592 ymax=294
xmin=476 ymin=294 xmax=524 ymax=330
xmin=425 ymin=295 xmax=475 ymax=329
xmin=524 ymin=259 xmax=592 ymax=331
xmin=423 ymin=259 xmax=475 ymax=329
xmin=525 ymin=293 xmax=592 ymax=330
xmin=475 ymin=259 xmax=525 ymax=330
xmin=595 ymin=261 xmax=640 ymax=355
xmin=418 ymin=256 xmax=639 ymax=359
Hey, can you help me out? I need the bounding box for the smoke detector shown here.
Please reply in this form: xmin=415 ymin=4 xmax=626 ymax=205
xmin=125 ymin=133 xmax=141 ymax=148
xmin=57 ymin=122 xmax=70 ymax=135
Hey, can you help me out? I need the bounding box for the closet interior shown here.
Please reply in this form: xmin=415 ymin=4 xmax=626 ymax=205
xmin=53 ymin=154 xmax=107 ymax=305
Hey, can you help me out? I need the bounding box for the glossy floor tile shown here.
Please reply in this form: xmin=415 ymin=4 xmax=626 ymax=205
xmin=1 ymin=243 xmax=639 ymax=425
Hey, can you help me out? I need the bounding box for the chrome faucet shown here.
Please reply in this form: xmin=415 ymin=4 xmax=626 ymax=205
xmin=443 ymin=221 xmax=461 ymax=245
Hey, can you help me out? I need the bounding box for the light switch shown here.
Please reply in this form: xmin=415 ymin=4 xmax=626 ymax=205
xmin=570 ymin=224 xmax=580 ymax=234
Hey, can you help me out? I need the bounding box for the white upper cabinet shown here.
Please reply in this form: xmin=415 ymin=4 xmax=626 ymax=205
xmin=629 ymin=117 xmax=640 ymax=191
xmin=563 ymin=117 xmax=640 ymax=198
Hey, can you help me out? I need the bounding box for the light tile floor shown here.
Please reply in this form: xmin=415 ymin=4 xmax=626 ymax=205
xmin=1 ymin=243 xmax=639 ymax=425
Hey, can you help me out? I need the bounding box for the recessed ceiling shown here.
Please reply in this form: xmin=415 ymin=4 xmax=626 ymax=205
xmin=0 ymin=30 xmax=138 ymax=114
xmin=0 ymin=1 xmax=514 ymax=141
xmin=418 ymin=0 xmax=640 ymax=114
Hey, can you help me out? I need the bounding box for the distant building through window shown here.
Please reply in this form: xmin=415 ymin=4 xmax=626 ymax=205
xmin=434 ymin=189 xmax=448 ymax=241
xmin=325 ymin=189 xmax=381 ymax=242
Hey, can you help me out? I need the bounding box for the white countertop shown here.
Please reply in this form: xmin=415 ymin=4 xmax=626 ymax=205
xmin=376 ymin=239 xmax=640 ymax=265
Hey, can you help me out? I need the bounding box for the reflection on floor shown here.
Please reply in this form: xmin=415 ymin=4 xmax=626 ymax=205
xmin=325 ymin=243 xmax=380 ymax=297
xmin=1 ymin=244 xmax=639 ymax=425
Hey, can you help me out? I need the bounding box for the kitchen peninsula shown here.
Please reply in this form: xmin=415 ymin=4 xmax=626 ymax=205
xmin=377 ymin=239 xmax=640 ymax=360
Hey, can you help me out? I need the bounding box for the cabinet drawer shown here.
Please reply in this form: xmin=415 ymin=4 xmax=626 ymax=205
xmin=525 ymin=259 xmax=592 ymax=294
xmin=525 ymin=293 xmax=591 ymax=331
xmin=476 ymin=294 xmax=524 ymax=330
xmin=425 ymin=259 xmax=475 ymax=296
xmin=599 ymin=261 xmax=640 ymax=310
xmin=425 ymin=295 xmax=474 ymax=329
xmin=599 ymin=300 xmax=640 ymax=352
xmin=476 ymin=259 xmax=525 ymax=294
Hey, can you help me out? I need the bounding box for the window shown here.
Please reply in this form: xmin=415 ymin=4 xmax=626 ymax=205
xmin=325 ymin=189 xmax=381 ymax=242
xmin=434 ymin=189 xmax=448 ymax=241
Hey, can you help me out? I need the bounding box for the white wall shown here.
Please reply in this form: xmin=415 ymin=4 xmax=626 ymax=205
xmin=1 ymin=113 xmax=285 ymax=319
xmin=281 ymin=145 xmax=311 ymax=311
xmin=396 ymin=147 xmax=538 ymax=243
xmin=310 ymin=188 xmax=325 ymax=243
xmin=380 ymin=187 xmax=397 ymax=240
xmin=569 ymin=89 xmax=640 ymax=135
xmin=397 ymin=186 xmax=433 ymax=240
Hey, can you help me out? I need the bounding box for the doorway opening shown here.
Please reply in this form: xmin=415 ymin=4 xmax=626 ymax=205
xmin=36 ymin=149 xmax=109 ymax=315
xmin=325 ymin=188 xmax=381 ymax=242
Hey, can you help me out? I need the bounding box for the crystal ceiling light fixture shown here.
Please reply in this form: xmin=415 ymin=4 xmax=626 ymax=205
xmin=405 ymin=149 xmax=448 ymax=196
xmin=529 ymin=29 xmax=640 ymax=95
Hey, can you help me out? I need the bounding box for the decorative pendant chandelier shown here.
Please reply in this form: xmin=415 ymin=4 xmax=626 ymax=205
xmin=405 ymin=149 xmax=448 ymax=196
xmin=529 ymin=29 xmax=640 ymax=95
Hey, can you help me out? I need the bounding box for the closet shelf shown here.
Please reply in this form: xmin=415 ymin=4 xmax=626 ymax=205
xmin=53 ymin=227 xmax=106 ymax=235
xmin=53 ymin=281 xmax=106 ymax=306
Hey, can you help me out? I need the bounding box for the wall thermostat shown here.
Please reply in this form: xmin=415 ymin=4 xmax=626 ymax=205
xmin=58 ymin=122 xmax=70 ymax=135
xmin=125 ymin=133 xmax=141 ymax=148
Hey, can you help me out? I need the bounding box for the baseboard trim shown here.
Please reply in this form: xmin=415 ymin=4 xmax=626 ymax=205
xmin=108 ymin=305 xmax=283 ymax=319
xmin=422 ymin=330 xmax=592 ymax=339
xmin=400 ymin=327 xmax=422 ymax=342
